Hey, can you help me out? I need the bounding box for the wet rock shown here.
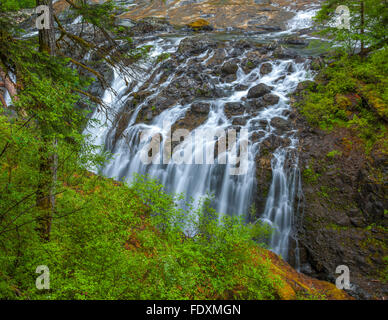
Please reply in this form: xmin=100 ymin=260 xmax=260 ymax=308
xmin=285 ymin=62 xmax=295 ymax=74
xmin=235 ymin=39 xmax=254 ymax=49
xmin=247 ymin=99 xmax=265 ymax=111
xmin=262 ymin=93 xmax=280 ymax=106
xmin=298 ymin=80 xmax=317 ymax=91
xmin=115 ymin=18 xmax=135 ymax=28
xmin=310 ymin=57 xmax=325 ymax=71
xmin=350 ymin=216 xmax=367 ymax=228
xmin=232 ymin=116 xmax=249 ymax=126
xmin=247 ymin=83 xmax=272 ymax=99
xmin=251 ymin=119 xmax=268 ymax=130
xmin=273 ymin=46 xmax=299 ymax=59
xmin=275 ymin=75 xmax=286 ymax=83
xmin=223 ymin=74 xmax=237 ymax=83
xmin=251 ymin=131 xmax=266 ymax=143
xmin=133 ymin=90 xmax=152 ymax=102
xmin=260 ymin=62 xmax=273 ymax=75
xmin=191 ymin=102 xmax=210 ymax=114
xmin=112 ymin=99 xmax=135 ymax=145
xmin=270 ymin=117 xmax=292 ymax=133
xmin=171 ymin=108 xmax=208 ymax=134
xmin=280 ymin=36 xmax=309 ymax=46
xmin=221 ymin=61 xmax=238 ymax=75
xmin=129 ymin=17 xmax=171 ymax=36
xmin=256 ymin=25 xmax=282 ymax=32
xmin=248 ymin=16 xmax=269 ymax=26
xmin=235 ymin=84 xmax=249 ymax=91
xmin=300 ymin=263 xmax=313 ymax=275
xmin=224 ymin=102 xmax=244 ymax=117
xmin=205 ymin=48 xmax=226 ymax=67
xmin=262 ymin=134 xmax=291 ymax=151
xmin=178 ymin=36 xmax=215 ymax=56
xmin=242 ymin=50 xmax=266 ymax=73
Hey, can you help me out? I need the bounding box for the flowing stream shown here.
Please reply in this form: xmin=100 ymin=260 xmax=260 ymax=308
xmin=84 ymin=7 xmax=317 ymax=262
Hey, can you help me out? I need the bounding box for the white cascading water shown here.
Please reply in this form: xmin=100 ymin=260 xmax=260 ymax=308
xmin=287 ymin=8 xmax=320 ymax=32
xmin=3 ymin=73 xmax=16 ymax=107
xmin=84 ymin=9 xmax=315 ymax=261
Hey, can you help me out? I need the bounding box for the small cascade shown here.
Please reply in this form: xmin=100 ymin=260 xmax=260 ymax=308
xmin=287 ymin=8 xmax=320 ymax=32
xmin=3 ymin=73 xmax=16 ymax=107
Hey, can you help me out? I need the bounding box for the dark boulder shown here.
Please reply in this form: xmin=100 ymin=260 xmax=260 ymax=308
xmin=247 ymin=83 xmax=272 ymax=99
xmin=262 ymin=93 xmax=280 ymax=106
xmin=224 ymin=102 xmax=244 ymax=117
xmin=178 ymin=36 xmax=215 ymax=56
xmin=221 ymin=61 xmax=238 ymax=75
xmin=191 ymin=102 xmax=210 ymax=114
xmin=260 ymin=62 xmax=273 ymax=75
xmin=270 ymin=117 xmax=292 ymax=132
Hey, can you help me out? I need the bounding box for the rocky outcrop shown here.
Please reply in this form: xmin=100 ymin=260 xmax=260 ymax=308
xmin=291 ymin=86 xmax=388 ymax=300
xmin=256 ymin=249 xmax=352 ymax=300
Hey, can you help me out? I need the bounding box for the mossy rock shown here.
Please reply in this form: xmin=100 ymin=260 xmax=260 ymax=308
xmin=253 ymin=250 xmax=352 ymax=300
xmin=187 ymin=19 xmax=213 ymax=31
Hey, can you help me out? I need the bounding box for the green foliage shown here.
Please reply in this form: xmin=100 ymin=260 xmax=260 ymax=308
xmin=0 ymin=0 xmax=35 ymax=12
xmin=326 ymin=149 xmax=342 ymax=158
xmin=0 ymin=0 xmax=238 ymax=302
xmin=156 ymin=52 xmax=171 ymax=63
xmin=0 ymin=166 xmax=280 ymax=299
xmin=303 ymin=166 xmax=321 ymax=184
xmin=0 ymin=64 xmax=278 ymax=298
xmin=296 ymin=47 xmax=388 ymax=153
xmin=64 ymin=0 xmax=130 ymax=37
xmin=314 ymin=0 xmax=388 ymax=54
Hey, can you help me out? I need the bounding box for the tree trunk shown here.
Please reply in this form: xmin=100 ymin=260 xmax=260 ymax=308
xmin=360 ymin=0 xmax=365 ymax=56
xmin=36 ymin=0 xmax=57 ymax=241
xmin=37 ymin=0 xmax=56 ymax=55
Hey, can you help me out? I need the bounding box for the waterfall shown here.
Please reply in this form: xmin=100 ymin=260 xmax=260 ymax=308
xmin=84 ymin=9 xmax=315 ymax=262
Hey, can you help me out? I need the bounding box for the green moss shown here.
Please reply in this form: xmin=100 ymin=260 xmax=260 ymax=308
xmin=295 ymin=48 xmax=388 ymax=155
xmin=156 ymin=52 xmax=171 ymax=63
xmin=246 ymin=61 xmax=254 ymax=69
xmin=325 ymin=223 xmax=349 ymax=232
xmin=303 ymin=166 xmax=320 ymax=184
xmin=326 ymin=149 xmax=342 ymax=158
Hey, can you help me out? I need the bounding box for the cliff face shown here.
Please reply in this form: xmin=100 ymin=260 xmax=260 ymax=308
xmin=291 ymin=83 xmax=388 ymax=300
